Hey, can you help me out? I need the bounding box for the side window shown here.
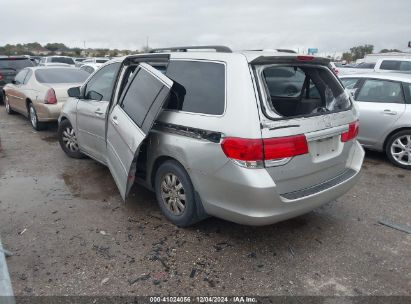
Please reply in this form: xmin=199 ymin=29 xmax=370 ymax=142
xmin=14 ymin=69 xmax=28 ymax=84
xmin=23 ymin=70 xmax=32 ymax=84
xmin=120 ymin=67 xmax=163 ymax=127
xmin=84 ymin=62 xmax=121 ymax=101
xmin=165 ymin=60 xmax=225 ymax=115
xmin=341 ymin=78 xmax=360 ymax=90
xmin=399 ymin=61 xmax=411 ymax=71
xmin=402 ymin=82 xmax=411 ymax=104
xmin=357 ymin=79 xmax=404 ymax=104
xmin=379 ymin=60 xmax=400 ymax=71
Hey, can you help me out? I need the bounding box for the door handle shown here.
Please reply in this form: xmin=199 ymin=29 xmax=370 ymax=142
xmin=112 ymin=116 xmax=119 ymax=125
xmin=382 ymin=109 xmax=397 ymax=115
xmin=94 ymin=108 xmax=104 ymax=115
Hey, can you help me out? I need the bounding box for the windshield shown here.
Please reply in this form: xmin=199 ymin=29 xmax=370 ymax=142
xmin=0 ymin=58 xmax=34 ymax=70
xmin=50 ymin=57 xmax=75 ymax=65
xmin=35 ymin=68 xmax=89 ymax=84
xmin=259 ymin=65 xmax=351 ymax=118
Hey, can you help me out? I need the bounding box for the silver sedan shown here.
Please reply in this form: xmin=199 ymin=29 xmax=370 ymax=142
xmin=340 ymin=73 xmax=411 ymax=169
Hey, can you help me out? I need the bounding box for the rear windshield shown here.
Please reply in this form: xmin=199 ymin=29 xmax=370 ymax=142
xmin=50 ymin=57 xmax=75 ymax=65
xmin=96 ymin=59 xmax=109 ymax=63
xmin=35 ymin=68 xmax=89 ymax=84
xmin=0 ymin=58 xmax=34 ymax=70
xmin=259 ymin=65 xmax=351 ymax=118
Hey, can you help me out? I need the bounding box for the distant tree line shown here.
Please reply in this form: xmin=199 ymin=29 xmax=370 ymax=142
xmin=0 ymin=42 xmax=140 ymax=57
xmin=341 ymin=44 xmax=404 ymax=62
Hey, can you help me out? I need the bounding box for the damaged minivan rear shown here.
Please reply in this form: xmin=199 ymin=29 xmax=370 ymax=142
xmin=58 ymin=50 xmax=364 ymax=227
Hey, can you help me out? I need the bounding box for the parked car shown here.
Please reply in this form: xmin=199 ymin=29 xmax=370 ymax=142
xmin=332 ymin=62 xmax=375 ymax=76
xmin=340 ymin=73 xmax=411 ymax=169
xmin=74 ymin=58 xmax=86 ymax=67
xmin=3 ymin=66 xmax=89 ymax=130
xmin=39 ymin=56 xmax=76 ymax=67
xmin=58 ymin=47 xmax=364 ymax=227
xmin=79 ymin=63 xmax=102 ymax=74
xmin=0 ymin=56 xmax=34 ymax=103
xmin=78 ymin=57 xmax=110 ymax=67
xmin=374 ymin=58 xmax=411 ymax=73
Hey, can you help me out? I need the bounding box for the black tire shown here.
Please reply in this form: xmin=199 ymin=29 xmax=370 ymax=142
xmin=0 ymin=91 xmax=4 ymax=105
xmin=4 ymin=94 xmax=16 ymax=114
xmin=154 ymin=160 xmax=204 ymax=227
xmin=58 ymin=119 xmax=84 ymax=159
xmin=28 ymin=103 xmax=47 ymax=131
xmin=385 ymin=129 xmax=411 ymax=170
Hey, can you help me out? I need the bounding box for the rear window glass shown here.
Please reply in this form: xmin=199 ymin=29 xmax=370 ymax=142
xmin=35 ymin=68 xmax=89 ymax=83
xmin=50 ymin=57 xmax=75 ymax=65
xmin=120 ymin=68 xmax=163 ymax=127
xmin=356 ymin=62 xmax=375 ymax=69
xmin=0 ymin=58 xmax=34 ymax=70
xmin=165 ymin=61 xmax=225 ymax=115
xmin=260 ymin=65 xmax=350 ymax=118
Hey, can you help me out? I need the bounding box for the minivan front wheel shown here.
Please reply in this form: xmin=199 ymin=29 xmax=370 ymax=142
xmin=58 ymin=119 xmax=84 ymax=159
xmin=386 ymin=130 xmax=411 ymax=169
xmin=155 ymin=160 xmax=200 ymax=227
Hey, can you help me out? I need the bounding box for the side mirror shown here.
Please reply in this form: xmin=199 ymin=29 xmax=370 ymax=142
xmin=11 ymin=80 xmax=17 ymax=85
xmin=67 ymin=86 xmax=81 ymax=98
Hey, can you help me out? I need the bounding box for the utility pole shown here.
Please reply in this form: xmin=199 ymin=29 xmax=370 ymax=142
xmin=146 ymin=36 xmax=149 ymax=50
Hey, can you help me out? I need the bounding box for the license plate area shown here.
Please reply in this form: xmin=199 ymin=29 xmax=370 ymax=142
xmin=308 ymin=135 xmax=341 ymax=162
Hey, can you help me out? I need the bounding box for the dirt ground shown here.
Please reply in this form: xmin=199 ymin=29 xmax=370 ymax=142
xmin=0 ymin=108 xmax=410 ymax=296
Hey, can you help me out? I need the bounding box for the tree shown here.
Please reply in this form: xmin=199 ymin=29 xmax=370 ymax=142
xmin=380 ymin=49 xmax=402 ymax=53
xmin=341 ymin=52 xmax=353 ymax=63
xmin=349 ymin=44 xmax=374 ymax=61
xmin=45 ymin=43 xmax=68 ymax=52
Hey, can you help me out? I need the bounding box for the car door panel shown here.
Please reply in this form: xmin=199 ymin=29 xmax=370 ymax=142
xmin=106 ymin=63 xmax=173 ymax=200
xmin=355 ymin=78 xmax=406 ymax=149
xmin=76 ymin=62 xmax=121 ymax=161
xmin=76 ymin=100 xmax=109 ymax=162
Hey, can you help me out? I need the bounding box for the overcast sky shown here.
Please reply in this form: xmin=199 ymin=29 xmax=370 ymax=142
xmin=2 ymin=0 xmax=411 ymax=54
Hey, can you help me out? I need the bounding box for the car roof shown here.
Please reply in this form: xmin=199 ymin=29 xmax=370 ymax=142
xmin=109 ymin=50 xmax=329 ymax=65
xmin=377 ymin=57 xmax=411 ymax=62
xmin=340 ymin=72 xmax=411 ymax=82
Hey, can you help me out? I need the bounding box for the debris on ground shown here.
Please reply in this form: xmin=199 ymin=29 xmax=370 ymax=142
xmin=378 ymin=219 xmax=411 ymax=234
xmin=19 ymin=228 xmax=27 ymax=235
xmin=128 ymin=273 xmax=151 ymax=285
xmin=100 ymin=277 xmax=109 ymax=285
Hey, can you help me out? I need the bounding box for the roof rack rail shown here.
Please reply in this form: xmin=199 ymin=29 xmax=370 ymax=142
xmin=245 ymin=49 xmax=296 ymax=54
xmin=150 ymin=45 xmax=232 ymax=53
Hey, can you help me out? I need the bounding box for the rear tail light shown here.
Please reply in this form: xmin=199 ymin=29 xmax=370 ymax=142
xmin=0 ymin=73 xmax=3 ymax=81
xmin=341 ymin=121 xmax=359 ymax=142
xmin=221 ymin=135 xmax=309 ymax=168
xmin=44 ymin=88 xmax=57 ymax=104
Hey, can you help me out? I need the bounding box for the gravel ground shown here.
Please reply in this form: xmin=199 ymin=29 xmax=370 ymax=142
xmin=0 ymin=108 xmax=410 ymax=296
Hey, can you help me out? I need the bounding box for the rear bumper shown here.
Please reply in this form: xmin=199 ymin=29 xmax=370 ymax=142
xmin=195 ymin=140 xmax=364 ymax=226
xmin=34 ymin=102 xmax=64 ymax=122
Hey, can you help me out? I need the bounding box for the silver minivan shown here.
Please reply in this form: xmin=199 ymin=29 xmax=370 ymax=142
xmin=58 ymin=47 xmax=364 ymax=227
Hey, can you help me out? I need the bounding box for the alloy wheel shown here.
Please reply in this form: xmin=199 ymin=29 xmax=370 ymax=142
xmin=160 ymin=173 xmax=186 ymax=215
xmin=390 ymin=135 xmax=411 ymax=166
xmin=29 ymin=106 xmax=37 ymax=128
xmin=62 ymin=127 xmax=79 ymax=152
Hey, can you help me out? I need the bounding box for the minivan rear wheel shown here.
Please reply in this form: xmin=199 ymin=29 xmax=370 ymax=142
xmin=386 ymin=130 xmax=411 ymax=170
xmin=154 ymin=160 xmax=200 ymax=227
